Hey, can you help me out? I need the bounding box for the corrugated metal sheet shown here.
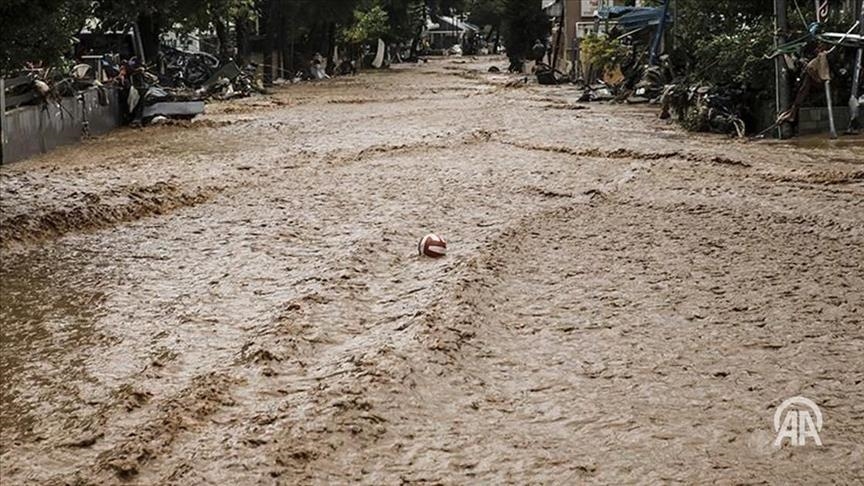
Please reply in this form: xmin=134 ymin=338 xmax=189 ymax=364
xmin=596 ymin=6 xmax=672 ymax=31
xmin=617 ymin=7 xmax=670 ymax=31
xmin=1 ymin=87 xmax=122 ymax=164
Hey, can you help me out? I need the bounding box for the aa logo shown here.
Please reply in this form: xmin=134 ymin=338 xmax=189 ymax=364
xmin=773 ymin=396 xmax=823 ymax=447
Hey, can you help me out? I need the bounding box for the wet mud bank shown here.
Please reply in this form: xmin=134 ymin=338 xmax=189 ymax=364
xmin=0 ymin=182 xmax=217 ymax=249
xmin=1 ymin=57 xmax=863 ymax=484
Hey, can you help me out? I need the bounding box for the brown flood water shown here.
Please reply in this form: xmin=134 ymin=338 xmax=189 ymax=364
xmin=1 ymin=57 xmax=863 ymax=484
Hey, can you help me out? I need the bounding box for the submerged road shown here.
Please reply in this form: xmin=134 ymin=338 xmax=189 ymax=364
xmin=1 ymin=58 xmax=862 ymax=484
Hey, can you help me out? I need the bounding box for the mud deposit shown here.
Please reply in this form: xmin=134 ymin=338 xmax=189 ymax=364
xmin=1 ymin=58 xmax=863 ymax=484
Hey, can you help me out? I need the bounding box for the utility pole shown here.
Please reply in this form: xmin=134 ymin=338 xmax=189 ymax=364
xmin=815 ymin=0 xmax=839 ymax=138
xmin=671 ymin=0 xmax=678 ymax=52
xmin=552 ymin=3 xmax=565 ymax=71
xmin=649 ymin=0 xmax=671 ymax=66
xmin=775 ymin=0 xmax=792 ymax=138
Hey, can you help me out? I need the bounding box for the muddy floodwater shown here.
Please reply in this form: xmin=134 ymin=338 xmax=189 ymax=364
xmin=1 ymin=58 xmax=862 ymax=484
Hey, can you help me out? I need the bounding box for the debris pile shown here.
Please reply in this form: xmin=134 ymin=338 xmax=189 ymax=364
xmin=5 ymin=40 xmax=264 ymax=129
xmin=660 ymin=85 xmax=747 ymax=137
xmin=156 ymin=46 xmax=262 ymax=99
xmin=157 ymin=46 xmax=220 ymax=89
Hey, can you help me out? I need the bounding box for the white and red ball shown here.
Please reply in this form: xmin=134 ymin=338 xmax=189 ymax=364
xmin=418 ymin=233 xmax=447 ymax=258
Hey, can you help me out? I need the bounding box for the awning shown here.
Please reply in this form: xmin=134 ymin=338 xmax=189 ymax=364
xmin=598 ymin=6 xmax=673 ymax=31
xmin=619 ymin=8 xmax=673 ymax=31
xmin=435 ymin=15 xmax=480 ymax=33
xmin=596 ymin=6 xmax=636 ymax=20
xmin=542 ymin=0 xmax=563 ymax=17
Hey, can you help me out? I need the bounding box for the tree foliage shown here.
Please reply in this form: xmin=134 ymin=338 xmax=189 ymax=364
xmin=0 ymin=0 xmax=535 ymax=74
xmin=467 ymin=0 xmax=505 ymax=29
xmin=581 ymin=34 xmax=627 ymax=73
xmin=638 ymin=0 xmax=776 ymax=92
xmin=501 ymin=0 xmax=549 ymax=63
xmin=344 ymin=5 xmax=390 ymax=44
xmin=0 ymin=0 xmax=91 ymax=74
xmin=651 ymin=0 xmax=856 ymax=91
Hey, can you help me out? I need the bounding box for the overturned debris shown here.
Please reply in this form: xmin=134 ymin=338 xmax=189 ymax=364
xmin=142 ymin=101 xmax=205 ymax=119
xmin=660 ymin=84 xmax=747 ymax=138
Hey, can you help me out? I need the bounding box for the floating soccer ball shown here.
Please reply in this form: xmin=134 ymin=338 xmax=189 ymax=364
xmin=418 ymin=233 xmax=447 ymax=258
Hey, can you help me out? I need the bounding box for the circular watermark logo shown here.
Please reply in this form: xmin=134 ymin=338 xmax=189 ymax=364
xmin=773 ymin=396 xmax=823 ymax=447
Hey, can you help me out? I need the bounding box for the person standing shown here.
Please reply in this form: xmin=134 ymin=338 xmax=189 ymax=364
xmin=532 ymin=39 xmax=547 ymax=65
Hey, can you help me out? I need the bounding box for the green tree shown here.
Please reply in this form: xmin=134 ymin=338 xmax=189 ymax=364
xmin=467 ymin=0 xmax=505 ymax=48
xmin=433 ymin=0 xmax=468 ymax=16
xmin=467 ymin=0 xmax=505 ymax=28
xmin=92 ymin=0 xmax=260 ymax=62
xmin=177 ymin=0 xmax=256 ymax=61
xmin=253 ymin=0 xmax=360 ymax=75
xmin=344 ymin=5 xmax=390 ymax=44
xmin=373 ymin=0 xmax=427 ymax=44
xmin=0 ymin=0 xmax=91 ymax=74
xmin=501 ymin=0 xmax=549 ymax=65
xmin=666 ymin=0 xmax=775 ymax=88
xmin=92 ymin=0 xmax=176 ymax=62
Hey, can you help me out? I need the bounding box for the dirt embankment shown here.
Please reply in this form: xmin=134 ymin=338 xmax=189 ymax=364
xmin=0 ymin=181 xmax=215 ymax=249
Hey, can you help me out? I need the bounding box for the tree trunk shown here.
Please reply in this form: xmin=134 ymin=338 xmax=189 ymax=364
xmin=775 ymin=0 xmax=792 ymax=138
xmin=215 ymin=19 xmax=231 ymax=62
xmin=135 ymin=13 xmax=161 ymax=65
xmin=326 ymin=22 xmax=337 ymax=74
xmin=284 ymin=14 xmax=292 ymax=76
xmin=235 ymin=13 xmax=250 ymax=67
xmin=261 ymin=0 xmax=274 ymax=84
xmin=493 ymin=26 xmax=501 ymax=53
xmin=411 ymin=25 xmax=423 ymax=57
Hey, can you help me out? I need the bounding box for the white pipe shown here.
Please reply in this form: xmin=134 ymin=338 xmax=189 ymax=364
xmin=815 ymin=2 xmax=837 ymax=138
xmin=849 ymin=0 xmax=864 ymax=131
xmin=825 ymin=80 xmax=838 ymax=138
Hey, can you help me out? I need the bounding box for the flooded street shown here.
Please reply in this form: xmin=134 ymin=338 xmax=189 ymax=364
xmin=1 ymin=57 xmax=862 ymax=484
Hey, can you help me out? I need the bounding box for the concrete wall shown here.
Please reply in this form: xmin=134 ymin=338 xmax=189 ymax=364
xmin=798 ymin=106 xmax=852 ymax=136
xmin=556 ymin=0 xmax=632 ymax=75
xmin=1 ymin=87 xmax=123 ymax=164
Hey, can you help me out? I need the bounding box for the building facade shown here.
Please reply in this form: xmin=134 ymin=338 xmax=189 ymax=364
xmin=547 ymin=0 xmax=643 ymax=73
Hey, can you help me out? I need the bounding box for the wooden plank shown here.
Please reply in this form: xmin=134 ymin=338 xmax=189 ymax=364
xmin=5 ymin=91 xmax=39 ymax=110
xmin=2 ymin=75 xmax=32 ymax=91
